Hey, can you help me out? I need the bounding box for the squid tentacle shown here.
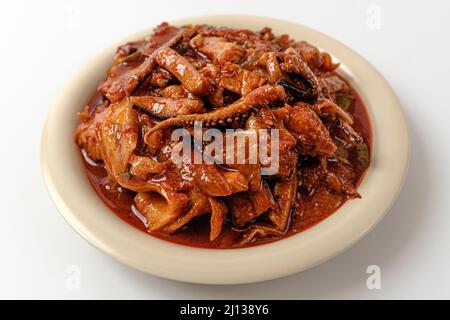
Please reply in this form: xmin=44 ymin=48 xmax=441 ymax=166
xmin=145 ymin=85 xmax=286 ymax=135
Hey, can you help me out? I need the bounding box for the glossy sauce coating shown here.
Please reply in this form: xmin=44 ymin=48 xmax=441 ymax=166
xmin=81 ymin=83 xmax=371 ymax=248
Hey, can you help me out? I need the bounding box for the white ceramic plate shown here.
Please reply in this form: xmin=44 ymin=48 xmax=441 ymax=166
xmin=41 ymin=15 xmax=409 ymax=284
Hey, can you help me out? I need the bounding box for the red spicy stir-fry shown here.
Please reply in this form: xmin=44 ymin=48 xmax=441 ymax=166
xmin=75 ymin=23 xmax=371 ymax=248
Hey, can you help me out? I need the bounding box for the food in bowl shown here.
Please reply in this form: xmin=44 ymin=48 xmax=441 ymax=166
xmin=74 ymin=22 xmax=371 ymax=248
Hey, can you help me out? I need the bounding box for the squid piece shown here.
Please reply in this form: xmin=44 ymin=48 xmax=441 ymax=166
xmin=99 ymin=98 xmax=190 ymax=213
xmin=301 ymin=158 xmax=359 ymax=198
xmin=223 ymin=171 xmax=250 ymax=194
xmin=242 ymin=50 xmax=284 ymax=84
xmin=131 ymin=95 xmax=206 ymax=118
xmin=191 ymin=164 xmax=249 ymax=197
xmin=245 ymin=108 xmax=297 ymax=178
xmin=240 ymin=48 xmax=266 ymax=70
xmin=242 ymin=108 xmax=300 ymax=228
xmin=162 ymin=190 xmax=211 ymax=234
xmin=135 ymin=111 xmax=166 ymax=156
xmin=138 ymin=187 xmax=228 ymax=241
xmin=275 ymin=122 xmax=298 ymax=178
xmin=292 ymin=41 xmax=321 ymax=69
xmin=155 ymin=47 xmax=210 ymax=96
xmin=99 ymin=26 xmax=183 ymax=102
xmin=99 ymin=52 xmax=155 ymax=103
xmin=293 ymin=41 xmax=339 ymax=71
xmin=249 ymin=181 xmax=276 ymax=215
xmin=239 ymin=224 xmax=283 ymax=245
xmin=160 ymin=84 xmax=199 ymax=99
xmin=191 ymin=35 xmax=246 ymax=63
xmin=167 ymin=136 xmax=250 ymax=197
xmin=146 ymin=67 xmax=176 ymax=89
xmin=227 ymin=163 xmax=262 ymax=192
xmin=311 ymin=99 xmax=363 ymax=146
xmin=75 ymin=101 xmax=108 ymax=161
xmin=285 ymin=103 xmax=337 ymax=157
xmin=319 ymin=74 xmax=350 ymax=99
xmin=222 ymin=123 xmax=263 ymax=191
xmin=271 ymin=104 xmax=291 ymax=122
xmin=114 ymin=39 xmax=148 ymax=64
xmin=122 ymin=178 xmax=190 ymax=214
xmin=198 ymin=64 xmax=225 ymax=108
xmin=226 ymin=192 xmax=257 ymax=227
xmin=146 ymin=85 xmax=286 ymax=134
xmin=336 ymin=120 xmax=363 ymax=146
xmin=280 ymin=47 xmax=320 ymax=100
xmin=261 ymin=52 xmax=284 ymax=84
xmin=209 ymin=198 xmax=228 ymax=241
xmin=129 ymin=154 xmax=166 ymax=177
xmin=220 ymin=62 xmax=266 ymax=96
xmin=135 ymin=192 xmax=183 ymax=232
xmin=312 ymin=99 xmax=353 ymax=124
xmin=100 ymin=98 xmax=139 ymax=180
xmin=144 ymin=129 xmax=165 ymax=156
xmin=327 ymin=161 xmax=360 ymax=198
xmin=268 ymin=155 xmax=298 ymax=231
xmin=226 ymin=182 xmax=275 ymax=227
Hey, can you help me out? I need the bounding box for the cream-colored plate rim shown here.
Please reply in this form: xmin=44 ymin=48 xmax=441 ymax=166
xmin=41 ymin=15 xmax=410 ymax=284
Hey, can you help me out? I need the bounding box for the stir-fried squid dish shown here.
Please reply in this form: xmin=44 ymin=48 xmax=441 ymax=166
xmin=75 ymin=23 xmax=371 ymax=248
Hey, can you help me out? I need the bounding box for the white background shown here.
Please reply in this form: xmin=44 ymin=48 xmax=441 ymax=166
xmin=1 ymin=0 xmax=449 ymax=299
